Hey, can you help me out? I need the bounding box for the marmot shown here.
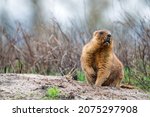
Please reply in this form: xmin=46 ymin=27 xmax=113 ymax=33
xmin=80 ymin=29 xmax=124 ymax=88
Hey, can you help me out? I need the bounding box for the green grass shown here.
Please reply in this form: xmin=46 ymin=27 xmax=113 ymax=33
xmin=123 ymin=67 xmax=133 ymax=84
xmin=123 ymin=67 xmax=150 ymax=92
xmin=45 ymin=87 xmax=60 ymax=99
xmin=76 ymin=71 xmax=86 ymax=82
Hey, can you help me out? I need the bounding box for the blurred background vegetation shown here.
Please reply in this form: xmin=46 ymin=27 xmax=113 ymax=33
xmin=0 ymin=0 xmax=149 ymax=91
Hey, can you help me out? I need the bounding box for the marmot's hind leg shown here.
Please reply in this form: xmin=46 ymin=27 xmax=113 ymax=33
xmin=110 ymin=70 xmax=124 ymax=88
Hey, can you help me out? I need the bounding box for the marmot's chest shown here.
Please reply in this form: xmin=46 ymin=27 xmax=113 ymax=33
xmin=94 ymin=51 xmax=113 ymax=68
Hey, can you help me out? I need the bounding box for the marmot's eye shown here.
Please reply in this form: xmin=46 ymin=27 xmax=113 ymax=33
xmin=99 ymin=32 xmax=104 ymax=35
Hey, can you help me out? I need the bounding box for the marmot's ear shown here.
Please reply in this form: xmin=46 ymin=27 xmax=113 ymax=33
xmin=93 ymin=31 xmax=98 ymax=36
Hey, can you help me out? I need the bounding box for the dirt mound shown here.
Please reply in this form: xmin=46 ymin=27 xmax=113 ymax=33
xmin=0 ymin=74 xmax=149 ymax=100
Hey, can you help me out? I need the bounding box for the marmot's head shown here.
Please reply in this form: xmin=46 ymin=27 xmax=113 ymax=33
xmin=93 ymin=30 xmax=112 ymax=47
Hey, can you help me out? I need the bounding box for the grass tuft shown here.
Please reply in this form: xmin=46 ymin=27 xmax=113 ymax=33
xmin=45 ymin=87 xmax=60 ymax=99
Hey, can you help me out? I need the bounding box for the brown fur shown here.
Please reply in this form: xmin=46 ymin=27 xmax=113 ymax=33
xmin=80 ymin=29 xmax=124 ymax=88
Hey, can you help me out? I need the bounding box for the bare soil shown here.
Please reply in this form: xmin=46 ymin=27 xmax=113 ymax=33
xmin=0 ymin=74 xmax=149 ymax=100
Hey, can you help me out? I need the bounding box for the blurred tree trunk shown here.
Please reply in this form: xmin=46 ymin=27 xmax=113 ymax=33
xmin=87 ymin=0 xmax=109 ymax=30
xmin=30 ymin=0 xmax=44 ymax=33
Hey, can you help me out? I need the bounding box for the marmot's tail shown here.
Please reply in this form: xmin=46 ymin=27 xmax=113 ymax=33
xmin=120 ymin=84 xmax=135 ymax=89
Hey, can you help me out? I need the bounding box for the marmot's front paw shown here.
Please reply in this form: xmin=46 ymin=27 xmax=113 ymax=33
xmin=87 ymin=68 xmax=96 ymax=78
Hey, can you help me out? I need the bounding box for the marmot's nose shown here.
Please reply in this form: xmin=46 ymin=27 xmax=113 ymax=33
xmin=107 ymin=34 xmax=111 ymax=37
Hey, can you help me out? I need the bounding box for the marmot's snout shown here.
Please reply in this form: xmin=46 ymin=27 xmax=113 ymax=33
xmin=104 ymin=34 xmax=111 ymax=44
xmin=107 ymin=34 xmax=111 ymax=38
